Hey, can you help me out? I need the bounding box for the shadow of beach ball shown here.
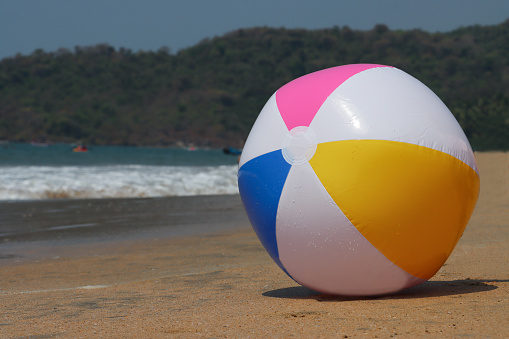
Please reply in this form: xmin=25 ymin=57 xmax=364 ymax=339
xmin=237 ymin=64 xmax=480 ymax=296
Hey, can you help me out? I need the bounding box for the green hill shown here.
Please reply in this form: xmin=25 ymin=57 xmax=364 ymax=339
xmin=1 ymin=20 xmax=508 ymax=150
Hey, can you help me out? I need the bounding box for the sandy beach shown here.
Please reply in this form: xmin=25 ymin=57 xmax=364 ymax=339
xmin=0 ymin=152 xmax=508 ymax=338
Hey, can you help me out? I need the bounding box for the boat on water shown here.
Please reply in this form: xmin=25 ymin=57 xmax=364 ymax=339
xmin=223 ymin=147 xmax=242 ymax=155
xmin=72 ymin=144 xmax=88 ymax=152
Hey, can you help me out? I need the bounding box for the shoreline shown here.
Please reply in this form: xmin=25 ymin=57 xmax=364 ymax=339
xmin=0 ymin=194 xmax=249 ymax=264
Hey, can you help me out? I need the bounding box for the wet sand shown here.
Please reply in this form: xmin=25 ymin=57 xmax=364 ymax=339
xmin=0 ymin=152 xmax=508 ymax=338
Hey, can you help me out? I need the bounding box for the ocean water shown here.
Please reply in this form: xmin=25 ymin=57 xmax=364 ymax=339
xmin=0 ymin=143 xmax=240 ymax=201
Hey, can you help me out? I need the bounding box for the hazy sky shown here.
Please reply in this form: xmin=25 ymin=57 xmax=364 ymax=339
xmin=1 ymin=0 xmax=508 ymax=60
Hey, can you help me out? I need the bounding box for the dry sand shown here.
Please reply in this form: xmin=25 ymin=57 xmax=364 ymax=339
xmin=0 ymin=152 xmax=508 ymax=338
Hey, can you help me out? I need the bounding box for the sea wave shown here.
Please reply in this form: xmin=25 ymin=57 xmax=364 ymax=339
xmin=0 ymin=165 xmax=239 ymax=200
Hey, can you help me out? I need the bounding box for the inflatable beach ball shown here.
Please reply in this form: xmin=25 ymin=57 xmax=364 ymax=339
xmin=238 ymin=64 xmax=480 ymax=296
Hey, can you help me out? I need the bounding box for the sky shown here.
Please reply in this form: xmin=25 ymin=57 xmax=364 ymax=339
xmin=1 ymin=0 xmax=508 ymax=60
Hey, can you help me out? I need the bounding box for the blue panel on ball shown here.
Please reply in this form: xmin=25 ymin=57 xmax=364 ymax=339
xmin=238 ymin=150 xmax=291 ymax=271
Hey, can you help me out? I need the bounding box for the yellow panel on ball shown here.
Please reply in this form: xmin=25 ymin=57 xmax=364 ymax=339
xmin=309 ymin=139 xmax=480 ymax=280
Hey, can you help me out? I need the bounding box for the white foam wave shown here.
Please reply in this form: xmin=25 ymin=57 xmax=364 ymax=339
xmin=0 ymin=165 xmax=239 ymax=200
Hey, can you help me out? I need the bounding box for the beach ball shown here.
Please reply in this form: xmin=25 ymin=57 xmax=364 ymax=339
xmin=238 ymin=64 xmax=480 ymax=296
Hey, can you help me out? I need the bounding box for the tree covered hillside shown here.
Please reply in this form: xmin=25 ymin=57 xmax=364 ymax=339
xmin=1 ymin=20 xmax=508 ymax=149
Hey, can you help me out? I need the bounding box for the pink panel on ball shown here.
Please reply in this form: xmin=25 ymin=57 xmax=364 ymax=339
xmin=275 ymin=64 xmax=388 ymax=131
